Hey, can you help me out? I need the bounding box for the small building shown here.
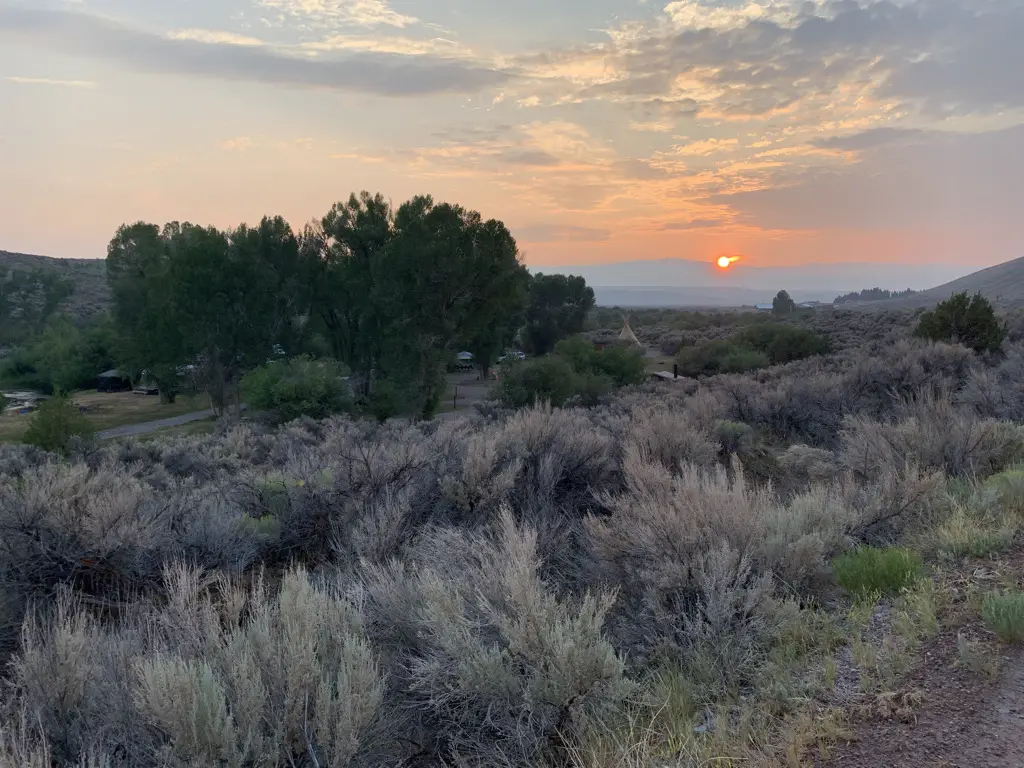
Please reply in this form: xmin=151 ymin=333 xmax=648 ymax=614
xmin=96 ymin=369 xmax=133 ymax=393
xmin=754 ymin=303 xmax=773 ymax=311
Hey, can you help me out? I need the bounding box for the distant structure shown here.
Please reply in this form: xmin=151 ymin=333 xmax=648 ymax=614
xmin=618 ymin=314 xmax=640 ymax=345
xmin=96 ymin=369 xmax=132 ymax=393
xmin=754 ymin=303 xmax=773 ymax=311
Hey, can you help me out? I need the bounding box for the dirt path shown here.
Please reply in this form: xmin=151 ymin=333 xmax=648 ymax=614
xmin=822 ymin=554 xmax=1024 ymax=768
xmin=97 ymin=409 xmax=214 ymax=438
xmin=825 ymin=643 xmax=1024 ymax=767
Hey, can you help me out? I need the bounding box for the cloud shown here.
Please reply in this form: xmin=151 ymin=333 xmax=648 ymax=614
xmin=498 ymin=150 xmax=561 ymax=166
xmin=524 ymin=0 xmax=1024 ymax=122
xmin=629 ymin=119 xmax=674 ymax=132
xmin=258 ymin=0 xmax=417 ymax=29
xmin=222 ymin=136 xmax=256 ymax=151
xmin=811 ymin=127 xmax=933 ymax=151
xmin=514 ymin=224 xmax=613 ymax=242
xmin=302 ymin=34 xmax=474 ymax=58
xmin=713 ymin=123 xmax=1024 ymax=231
xmin=168 ymin=29 xmax=265 ymax=46
xmin=670 ymin=137 xmax=740 ymax=156
xmin=4 ymin=75 xmax=96 ymax=88
xmin=662 ymin=219 xmax=724 ymax=230
xmin=0 ymin=7 xmax=509 ymax=97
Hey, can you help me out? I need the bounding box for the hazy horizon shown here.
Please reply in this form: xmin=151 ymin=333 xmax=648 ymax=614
xmin=2 ymin=0 xmax=1023 ymax=278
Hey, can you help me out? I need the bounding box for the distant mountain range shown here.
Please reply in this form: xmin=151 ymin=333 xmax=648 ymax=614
xmin=530 ymin=258 xmax=980 ymax=308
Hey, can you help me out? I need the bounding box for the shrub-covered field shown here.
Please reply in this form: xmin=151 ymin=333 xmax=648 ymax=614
xmin=3 ymin=324 xmax=1024 ymax=765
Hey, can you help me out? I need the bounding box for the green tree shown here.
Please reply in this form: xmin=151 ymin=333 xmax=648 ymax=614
xmin=373 ymin=195 xmax=528 ymax=417
xmin=524 ymin=273 xmax=595 ymax=355
xmin=106 ymin=222 xmax=186 ymax=402
xmin=733 ymin=324 xmax=830 ymax=365
xmin=497 ymin=357 xmax=580 ymax=408
xmin=110 ymin=217 xmax=308 ymax=414
xmin=2 ymin=315 xmax=119 ymax=394
xmin=304 ymin=192 xmax=394 ymax=388
xmin=772 ymin=290 xmax=796 ymax=316
xmin=241 ymin=356 xmax=351 ymax=422
xmin=677 ymin=340 xmax=770 ymax=377
xmin=23 ymin=391 xmax=94 ymax=454
xmin=914 ymin=292 xmax=1006 ymax=354
xmin=553 ymin=335 xmax=646 ymax=388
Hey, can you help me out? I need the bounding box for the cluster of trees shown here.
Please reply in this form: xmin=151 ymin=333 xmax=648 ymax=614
xmin=0 ymin=316 xmax=117 ymax=393
xmin=497 ymin=335 xmax=646 ymax=408
xmin=0 ymin=266 xmax=73 ymax=346
xmin=677 ymin=324 xmax=831 ymax=377
xmin=105 ymin=192 xmax=597 ymax=420
xmin=834 ymin=287 xmax=917 ymax=305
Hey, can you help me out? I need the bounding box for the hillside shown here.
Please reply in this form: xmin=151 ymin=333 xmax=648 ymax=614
xmin=0 ymin=250 xmax=110 ymax=321
xmin=860 ymin=256 xmax=1024 ymax=310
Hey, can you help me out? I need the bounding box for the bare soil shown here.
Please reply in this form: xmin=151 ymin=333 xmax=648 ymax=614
xmin=820 ymin=552 xmax=1024 ymax=768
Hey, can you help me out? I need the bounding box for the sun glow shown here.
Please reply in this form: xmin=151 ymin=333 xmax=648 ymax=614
xmin=717 ymin=255 xmax=740 ymax=269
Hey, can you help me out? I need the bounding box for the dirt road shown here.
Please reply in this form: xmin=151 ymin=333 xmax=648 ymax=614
xmin=823 ymin=552 xmax=1024 ymax=768
xmin=97 ymin=409 xmax=214 ymax=438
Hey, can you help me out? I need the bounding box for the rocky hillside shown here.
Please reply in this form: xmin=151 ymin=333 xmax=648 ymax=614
xmin=0 ymin=249 xmax=110 ymax=321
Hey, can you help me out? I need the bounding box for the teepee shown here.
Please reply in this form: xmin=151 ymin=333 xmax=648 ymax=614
xmin=617 ymin=314 xmax=640 ymax=345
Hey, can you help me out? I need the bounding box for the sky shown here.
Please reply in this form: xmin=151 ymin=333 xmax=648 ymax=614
xmin=1 ymin=0 xmax=1023 ymax=282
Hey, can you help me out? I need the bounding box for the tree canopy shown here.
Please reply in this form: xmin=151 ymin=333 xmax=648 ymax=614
xmin=914 ymin=292 xmax=1006 ymax=354
xmin=105 ymin=192 xmax=533 ymax=419
xmin=772 ymin=290 xmax=796 ymax=316
xmin=524 ymin=273 xmax=596 ymax=355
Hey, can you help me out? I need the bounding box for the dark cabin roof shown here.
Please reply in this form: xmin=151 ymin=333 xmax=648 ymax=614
xmin=97 ymin=369 xmax=128 ymax=379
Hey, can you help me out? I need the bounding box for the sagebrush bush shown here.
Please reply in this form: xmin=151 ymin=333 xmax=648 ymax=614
xmin=840 ymin=393 xmax=1024 ymax=479
xmin=981 ymin=591 xmax=1024 ymax=643
xmin=3 ymin=316 xmax=1023 ymax=765
xmin=7 ymin=566 xmax=386 ymax=766
xmin=589 ymin=458 xmax=854 ymax=695
xmin=360 ymin=511 xmax=632 ymax=765
xmin=832 ymin=547 xmax=923 ymax=597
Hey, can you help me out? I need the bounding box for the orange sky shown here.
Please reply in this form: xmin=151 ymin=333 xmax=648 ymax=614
xmin=1 ymin=0 xmax=1022 ymax=275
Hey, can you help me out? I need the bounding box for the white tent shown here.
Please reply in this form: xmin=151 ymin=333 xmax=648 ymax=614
xmin=617 ymin=315 xmax=640 ymax=345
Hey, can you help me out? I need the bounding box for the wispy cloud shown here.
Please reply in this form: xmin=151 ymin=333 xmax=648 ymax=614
xmin=629 ymin=119 xmax=674 ymax=132
xmin=169 ymin=29 xmax=266 ymax=46
xmin=302 ymin=33 xmax=475 ymax=58
xmin=0 ymin=7 xmax=509 ymax=97
xmin=4 ymin=75 xmax=96 ymax=88
xmin=257 ymin=0 xmax=418 ymax=29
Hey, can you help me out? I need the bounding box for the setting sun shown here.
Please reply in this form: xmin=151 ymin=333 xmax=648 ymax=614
xmin=716 ymin=256 xmax=740 ymax=269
